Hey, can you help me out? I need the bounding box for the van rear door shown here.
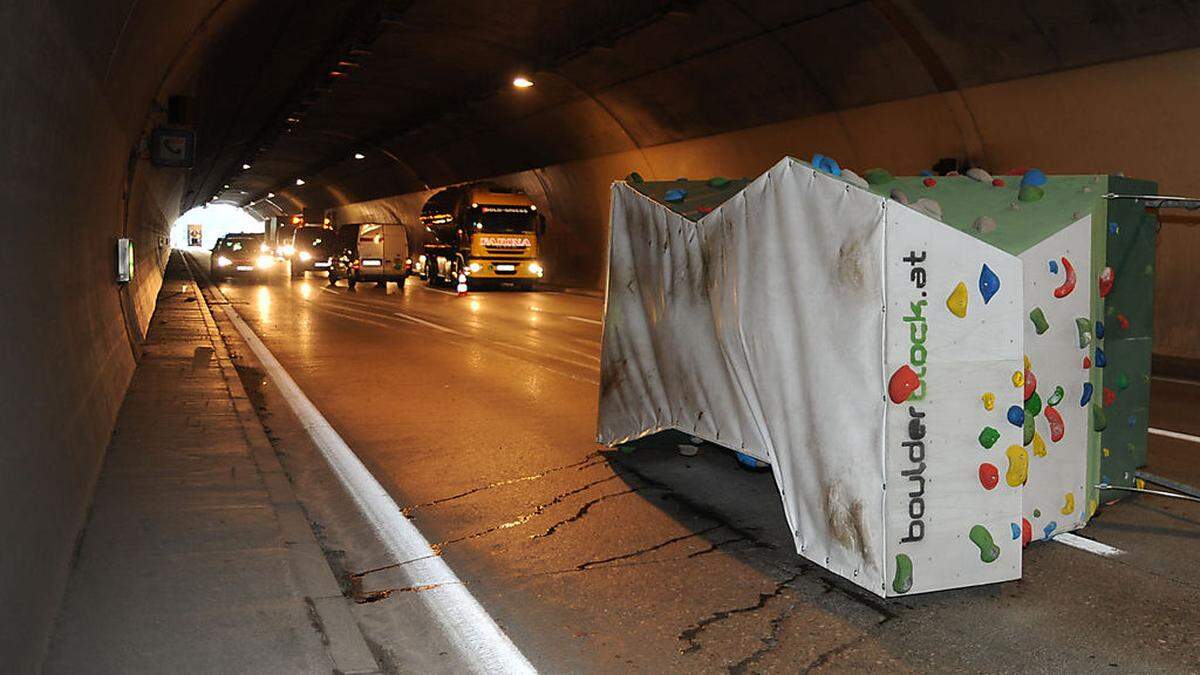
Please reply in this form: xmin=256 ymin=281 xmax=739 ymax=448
xmin=382 ymin=224 xmax=409 ymax=270
xmin=357 ymin=224 xmax=385 ymax=269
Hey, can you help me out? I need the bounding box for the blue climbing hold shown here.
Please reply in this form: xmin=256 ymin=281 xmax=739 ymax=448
xmin=811 ymin=153 xmax=842 ymax=176
xmin=1049 ymin=259 xmax=1059 ymax=274
xmin=735 ymin=451 xmax=767 ymax=469
xmin=1081 ymin=382 xmax=1094 ymax=406
xmin=1043 ymin=521 xmax=1057 ymax=540
xmin=1021 ymin=169 xmax=1048 ymax=187
xmin=664 ymin=188 xmax=687 ymax=202
xmin=1095 ymin=321 xmax=1105 ymax=339
xmin=1128 ymin=415 xmax=1137 ymax=428
xmin=1007 ymin=405 xmax=1025 ymax=427
xmin=1095 ymin=347 xmax=1107 ymax=368
xmin=1109 ymin=222 xmax=1119 ymax=235
xmin=1011 ymin=523 xmax=1021 ymax=540
xmin=979 ymin=264 xmax=1000 ymax=304
xmin=919 ymin=170 xmax=934 ymax=177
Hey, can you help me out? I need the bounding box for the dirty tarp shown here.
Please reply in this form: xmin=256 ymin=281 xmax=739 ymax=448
xmin=598 ymin=157 xmax=1023 ymax=597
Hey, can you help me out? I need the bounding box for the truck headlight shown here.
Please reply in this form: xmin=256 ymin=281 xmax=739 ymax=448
xmin=217 ymin=256 xmax=232 ymax=267
xmin=256 ymin=255 xmax=275 ymax=269
xmin=468 ymin=262 xmax=482 ymax=273
xmin=528 ymin=261 xmax=543 ymax=276
xmin=298 ymin=250 xmax=312 ymax=261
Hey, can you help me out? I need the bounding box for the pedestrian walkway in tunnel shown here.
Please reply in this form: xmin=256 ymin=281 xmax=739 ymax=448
xmin=43 ymin=253 xmax=380 ymax=674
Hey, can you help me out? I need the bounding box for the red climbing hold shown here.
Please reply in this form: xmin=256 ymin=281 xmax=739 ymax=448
xmin=888 ymin=365 xmax=921 ymax=404
xmin=1021 ymin=518 xmax=1032 ymax=547
xmin=697 ymin=206 xmax=713 ymax=215
xmin=1053 ymin=257 xmax=1076 ymax=298
xmin=1098 ymin=266 xmax=1115 ymax=298
xmin=1117 ymin=313 xmax=1130 ymax=330
xmin=1083 ymin=356 xmax=1091 ymax=369
xmin=1103 ymin=387 xmax=1116 ymax=407
xmin=1045 ymin=406 xmax=1065 ymax=442
xmin=1024 ymin=368 xmax=1037 ymax=401
xmin=923 ymin=177 xmax=937 ymax=188
xmin=992 ymin=178 xmax=1006 ymax=187
xmin=979 ymin=463 xmax=999 ymax=490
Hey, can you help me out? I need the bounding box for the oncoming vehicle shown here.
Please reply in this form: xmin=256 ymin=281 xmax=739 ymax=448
xmin=327 ymin=222 xmax=412 ymax=289
xmin=209 ymin=233 xmax=274 ymax=280
xmin=419 ymin=184 xmax=545 ymax=290
xmin=280 ymin=226 xmax=335 ymax=277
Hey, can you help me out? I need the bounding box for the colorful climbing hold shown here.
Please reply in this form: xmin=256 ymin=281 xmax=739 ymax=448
xmin=1023 ymin=414 xmax=1034 ymax=446
xmin=1117 ymin=313 xmax=1130 ymax=330
xmin=812 ymin=153 xmax=842 ymax=176
xmin=1025 ymin=391 xmax=1042 ymax=417
xmin=890 ymin=188 xmax=909 ymax=205
xmin=1019 ymin=185 xmax=1044 ymax=202
xmin=1098 ymin=266 xmax=1115 ymax=297
xmin=979 ymin=463 xmax=999 ymax=490
xmin=1033 ymin=509 xmax=1041 ymax=518
xmin=1005 ymin=445 xmax=1029 ymax=487
xmin=1030 ymin=307 xmax=1049 ymax=335
xmin=840 ymin=168 xmax=869 ymax=190
xmin=979 ymin=426 xmax=1001 ymax=449
xmin=1116 ymin=373 xmax=1129 ymax=390
xmin=697 ymin=206 xmax=713 ymax=216
xmin=626 ymin=171 xmax=644 ymax=183
xmin=1080 ymin=382 xmax=1094 ymax=406
xmin=1046 ymin=385 xmax=1064 ymax=407
xmin=892 ymin=554 xmax=913 ymax=594
xmin=992 ymin=178 xmax=1006 ymax=188
xmin=979 ymin=264 xmax=1000 ymax=303
xmin=1021 ymin=518 xmax=1032 ymax=547
xmin=888 ymin=365 xmax=921 ymax=404
xmin=1093 ymin=404 xmax=1108 ymax=432
xmin=1108 ymin=221 xmax=1119 ymax=235
xmin=923 ymin=177 xmax=937 ymax=188
xmin=982 ymin=392 xmax=996 ymax=411
xmin=913 ymin=198 xmax=942 ymax=220
xmin=1012 ymin=370 xmax=1024 ymax=388
xmin=1103 ymin=387 xmax=1116 ymax=407
xmin=1043 ymin=521 xmax=1058 ymax=540
xmin=1049 ymin=259 xmax=1059 ymax=274
xmin=966 ymin=167 xmax=992 ymax=182
xmin=1095 ymin=347 xmax=1107 ymax=368
xmin=1053 ymin=257 xmax=1076 ymax=298
xmin=664 ymin=188 xmax=687 ymax=202
xmin=1075 ymin=318 xmax=1092 ymax=348
xmin=1095 ymin=320 xmax=1105 ymax=339
xmin=1011 ymin=523 xmax=1021 ymax=540
xmin=1032 ymin=430 xmax=1047 ymax=457
xmin=707 ymin=176 xmax=730 ymax=187
xmin=1021 ymin=168 xmax=1048 ymax=187
xmin=1045 ymin=406 xmax=1064 ymax=442
xmin=946 ymin=281 xmax=968 ymax=318
xmin=969 ymin=525 xmax=1001 ymax=563
xmin=1024 ymin=368 xmax=1037 ymax=400
xmin=864 ymin=168 xmax=893 ymax=185
xmin=972 ymin=216 xmax=997 ymax=234
xmin=1061 ymin=492 xmax=1075 ymax=516
xmin=1007 ymin=405 xmax=1025 ymax=427
xmin=1083 ymin=356 xmax=1092 ymax=369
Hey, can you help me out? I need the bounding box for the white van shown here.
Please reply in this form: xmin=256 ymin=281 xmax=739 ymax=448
xmin=329 ymin=223 xmax=412 ymax=287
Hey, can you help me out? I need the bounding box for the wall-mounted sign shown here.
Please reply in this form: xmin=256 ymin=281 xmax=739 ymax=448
xmin=149 ymin=127 xmax=195 ymax=168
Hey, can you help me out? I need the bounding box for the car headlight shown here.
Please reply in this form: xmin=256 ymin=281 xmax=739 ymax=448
xmin=280 ymin=244 xmax=296 ymax=257
xmin=256 ymin=255 xmax=275 ymax=269
xmin=260 ymin=242 xmax=270 ymax=253
xmin=528 ymin=261 xmax=543 ymax=276
xmin=298 ymin=250 xmax=312 ymax=261
xmin=217 ymin=256 xmax=232 ymax=267
xmin=468 ymin=262 xmax=482 ymax=273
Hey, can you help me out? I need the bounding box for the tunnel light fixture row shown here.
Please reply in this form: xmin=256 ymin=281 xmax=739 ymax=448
xmin=512 ymin=76 xmax=533 ymax=88
xmin=354 ymin=152 xmax=365 ymax=160
xmin=242 ymin=163 xmax=251 ymax=170
xmin=295 ymin=178 xmax=306 ymax=186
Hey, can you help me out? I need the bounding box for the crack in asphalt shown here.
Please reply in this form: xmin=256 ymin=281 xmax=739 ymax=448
xmin=576 ymin=525 xmax=723 ymax=570
xmin=401 ymin=452 xmax=606 ymax=515
xmin=529 ymin=486 xmax=648 ymax=539
xmin=798 ymin=634 xmax=870 ymax=673
xmin=727 ymin=600 xmax=799 ymax=673
xmin=676 ymin=573 xmax=801 ymax=655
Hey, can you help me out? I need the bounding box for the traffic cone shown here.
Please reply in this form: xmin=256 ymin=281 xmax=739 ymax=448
xmin=456 ymin=272 xmax=468 ymax=296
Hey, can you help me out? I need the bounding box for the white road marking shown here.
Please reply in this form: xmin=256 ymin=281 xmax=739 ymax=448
xmin=1152 ymin=375 xmax=1200 ymax=387
xmin=220 ymin=302 xmax=537 ymax=675
xmin=310 ymin=304 xmax=397 ymax=329
xmin=394 ymin=311 xmax=471 ymax=337
xmin=1052 ymin=532 xmax=1123 ymax=557
xmin=419 ymin=284 xmax=460 ymax=297
xmin=566 ymin=315 xmax=602 ymax=326
xmin=1148 ymin=427 xmax=1200 ymax=444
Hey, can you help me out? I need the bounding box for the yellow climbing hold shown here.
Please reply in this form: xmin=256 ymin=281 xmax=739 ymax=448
xmin=1088 ymin=498 xmax=1098 ymax=517
xmin=982 ymin=392 xmax=996 ymax=411
xmin=1102 ymin=447 xmax=1111 ymax=457
xmin=1032 ymin=431 xmax=1046 ymax=457
xmin=1024 ymin=355 xmax=1031 ymax=371
xmin=1012 ymin=370 xmax=1024 ymax=388
xmin=1061 ymin=492 xmax=1075 ymax=515
xmin=1005 ymin=445 xmax=1029 ymax=487
xmin=946 ymin=281 xmax=968 ymax=318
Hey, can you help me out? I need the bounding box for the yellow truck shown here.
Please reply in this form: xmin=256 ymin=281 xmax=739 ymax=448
xmin=418 ymin=184 xmax=545 ymax=290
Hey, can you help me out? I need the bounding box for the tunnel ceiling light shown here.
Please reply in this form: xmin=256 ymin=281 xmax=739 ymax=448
xmin=354 ymin=152 xmax=365 ymax=160
xmin=242 ymin=163 xmax=251 ymax=170
xmin=267 ymin=192 xmax=275 ymax=198
xmin=512 ymin=76 xmax=533 ymax=88
xmin=295 ymin=178 xmax=306 ymax=186
xmin=223 ymin=184 xmax=229 ymax=189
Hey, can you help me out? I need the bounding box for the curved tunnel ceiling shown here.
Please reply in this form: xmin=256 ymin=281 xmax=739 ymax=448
xmin=190 ymin=0 xmax=1200 ymax=216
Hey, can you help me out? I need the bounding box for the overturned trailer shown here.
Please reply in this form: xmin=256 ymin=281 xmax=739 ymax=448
xmin=597 ymin=157 xmax=1156 ymax=597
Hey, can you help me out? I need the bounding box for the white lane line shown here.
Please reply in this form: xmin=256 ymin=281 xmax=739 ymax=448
xmin=418 ymin=284 xmax=459 ymax=297
xmin=1149 ymin=427 xmax=1200 ymax=444
xmin=1052 ymin=532 xmax=1123 ymax=557
xmin=220 ymin=303 xmax=536 ymax=675
xmin=394 ymin=311 xmax=471 ymax=337
xmin=566 ymin=315 xmax=602 ymax=326
xmin=310 ymin=304 xmax=397 ymax=329
xmin=1152 ymin=376 xmax=1200 ymax=387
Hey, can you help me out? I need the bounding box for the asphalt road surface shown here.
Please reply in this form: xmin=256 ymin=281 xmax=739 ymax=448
xmin=188 ymin=250 xmax=1200 ymax=673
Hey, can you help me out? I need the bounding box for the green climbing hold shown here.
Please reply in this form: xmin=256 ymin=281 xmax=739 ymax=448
xmin=1046 ymin=385 xmax=1064 ymax=407
xmin=1023 ymin=414 xmax=1035 ymax=446
xmin=707 ymin=176 xmax=730 ymax=188
xmin=969 ymin=525 xmax=1001 ymax=563
xmin=865 ymin=168 xmax=893 ymax=185
xmin=1018 ymin=184 xmax=1045 ymax=202
xmin=1033 ymin=509 xmax=1041 ymax=518
xmin=1030 ymin=307 xmax=1049 ymax=335
xmin=626 ymin=172 xmax=644 ymax=184
xmin=1093 ymin=404 xmax=1108 ymax=432
xmin=1075 ymin=318 xmax=1092 ymax=348
xmin=979 ymin=426 xmax=1001 ymax=449
xmin=1117 ymin=373 xmax=1130 ymax=390
xmin=892 ymin=553 xmax=913 ymax=594
xmin=619 ymin=444 xmax=636 ymax=454
xmin=1025 ymin=391 xmax=1042 ymax=418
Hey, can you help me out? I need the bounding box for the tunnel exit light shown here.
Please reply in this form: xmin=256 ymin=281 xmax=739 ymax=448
xmin=512 ymin=76 xmax=533 ymax=88
xmin=295 ymin=178 xmax=306 ymax=186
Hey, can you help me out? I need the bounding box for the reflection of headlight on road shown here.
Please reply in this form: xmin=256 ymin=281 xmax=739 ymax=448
xmin=217 ymin=256 xmax=232 ymax=267
xmin=256 ymin=255 xmax=275 ymax=269
xmin=528 ymin=261 xmax=543 ymax=276
xmin=298 ymin=250 xmax=312 ymax=261
xmin=468 ymin=262 xmax=482 ymax=273
xmin=279 ymin=244 xmax=295 ymax=256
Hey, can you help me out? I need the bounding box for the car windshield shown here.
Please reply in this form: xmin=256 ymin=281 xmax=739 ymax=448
xmin=475 ymin=206 xmax=536 ymax=234
xmin=218 ymin=236 xmax=262 ymax=253
xmin=293 ymin=228 xmax=329 ymax=247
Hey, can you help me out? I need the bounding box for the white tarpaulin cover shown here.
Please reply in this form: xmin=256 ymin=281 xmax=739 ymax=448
xmin=598 ymin=157 xmax=1025 ymax=596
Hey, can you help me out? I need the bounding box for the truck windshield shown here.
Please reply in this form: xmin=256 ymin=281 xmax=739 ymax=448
xmin=475 ymin=206 xmax=536 ymax=234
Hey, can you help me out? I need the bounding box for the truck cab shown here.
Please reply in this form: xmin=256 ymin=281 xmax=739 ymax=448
xmin=419 ymin=184 xmax=545 ymax=290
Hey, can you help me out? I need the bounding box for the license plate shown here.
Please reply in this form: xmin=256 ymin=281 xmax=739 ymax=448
xmin=236 ymin=265 xmax=255 ymax=272
xmin=361 ymin=259 xmax=382 ymax=267
xmin=314 ymin=261 xmax=330 ymax=268
xmin=496 ymin=264 xmax=516 ymax=272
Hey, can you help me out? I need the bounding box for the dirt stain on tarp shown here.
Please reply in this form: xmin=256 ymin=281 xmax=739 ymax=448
xmin=836 ymin=237 xmax=865 ymax=290
xmin=823 ymin=482 xmax=872 ymax=567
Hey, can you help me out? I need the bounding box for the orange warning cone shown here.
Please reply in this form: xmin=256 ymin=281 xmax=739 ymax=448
xmin=456 ymin=272 xmax=468 ymax=296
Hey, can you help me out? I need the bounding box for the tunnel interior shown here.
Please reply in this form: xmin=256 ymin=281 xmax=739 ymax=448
xmin=7 ymin=0 xmax=1200 ymax=669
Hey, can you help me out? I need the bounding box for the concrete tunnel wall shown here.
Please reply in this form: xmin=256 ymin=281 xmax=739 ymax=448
xmin=326 ymin=45 xmax=1200 ymax=361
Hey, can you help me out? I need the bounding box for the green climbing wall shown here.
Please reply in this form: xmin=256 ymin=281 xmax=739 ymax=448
xmin=1099 ymin=176 xmax=1158 ymax=500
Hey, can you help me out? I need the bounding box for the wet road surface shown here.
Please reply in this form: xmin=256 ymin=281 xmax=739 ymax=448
xmin=189 ymin=250 xmax=1200 ymax=673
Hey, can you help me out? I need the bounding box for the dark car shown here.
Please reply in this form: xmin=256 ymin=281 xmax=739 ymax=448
xmin=209 ymin=233 xmax=274 ymax=280
xmin=282 ymin=226 xmax=336 ymax=278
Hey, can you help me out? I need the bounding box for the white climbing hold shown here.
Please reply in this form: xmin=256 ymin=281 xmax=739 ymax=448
xmin=912 ymin=198 xmax=942 ymax=220
xmin=966 ymin=167 xmax=993 ymax=183
xmin=890 ymin=188 xmax=910 ymax=205
xmin=973 ymin=216 xmax=997 ymax=234
xmin=840 ymin=168 xmax=869 ymax=190
xmin=677 ymin=444 xmax=699 ymax=457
